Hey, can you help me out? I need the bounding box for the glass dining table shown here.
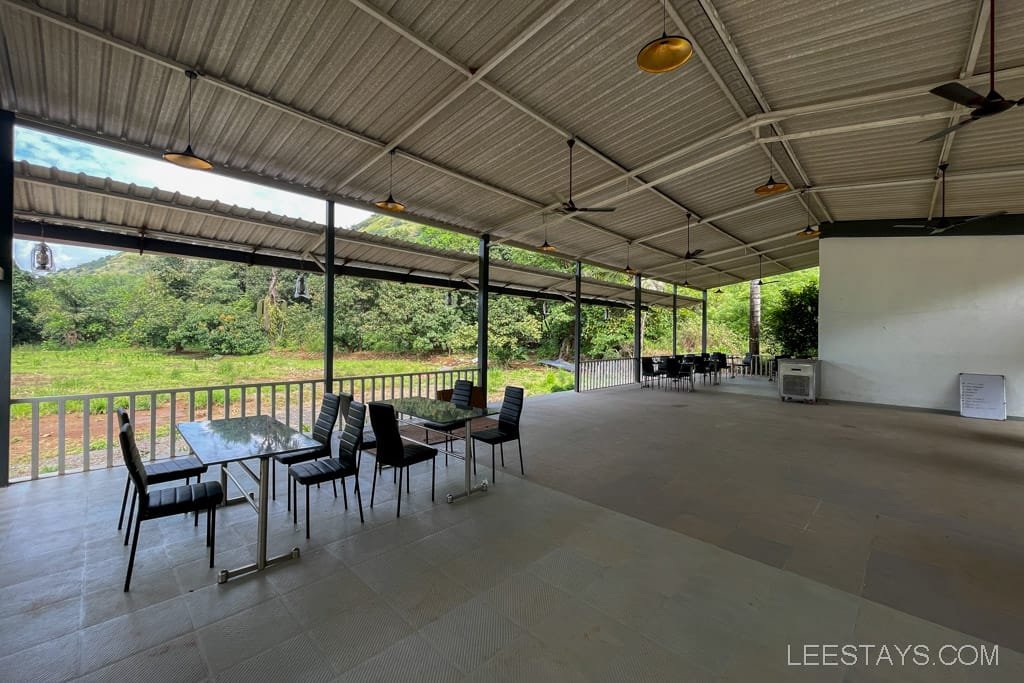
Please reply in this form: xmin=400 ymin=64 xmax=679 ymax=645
xmin=177 ymin=414 xmax=321 ymax=584
xmin=381 ymin=397 xmax=497 ymax=503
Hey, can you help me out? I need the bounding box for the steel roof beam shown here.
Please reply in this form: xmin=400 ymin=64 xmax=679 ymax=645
xmin=336 ymin=0 xmax=575 ymax=188
xmin=676 ymin=0 xmax=829 ymax=227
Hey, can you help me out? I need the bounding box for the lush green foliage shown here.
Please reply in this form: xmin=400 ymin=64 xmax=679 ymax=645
xmin=14 ymin=213 xmax=818 ymax=361
xmin=763 ymin=282 xmax=819 ymax=357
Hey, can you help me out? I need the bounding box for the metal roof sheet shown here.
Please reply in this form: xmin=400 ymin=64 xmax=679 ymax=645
xmin=4 ymin=0 xmax=1023 ymax=292
xmin=12 ymin=161 xmax=700 ymax=308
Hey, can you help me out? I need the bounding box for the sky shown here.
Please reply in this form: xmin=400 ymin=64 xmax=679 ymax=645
xmin=13 ymin=127 xmax=370 ymax=272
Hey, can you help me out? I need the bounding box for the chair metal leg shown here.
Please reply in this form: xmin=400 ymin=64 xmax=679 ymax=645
xmin=118 ymin=476 xmax=131 ymax=530
xmin=272 ymin=462 xmax=276 ymax=501
xmin=518 ymin=439 xmax=524 ymax=475
xmin=406 ymin=464 xmax=410 ymax=494
xmin=293 ymin=479 xmax=298 ymax=525
xmin=124 ymin=514 xmax=142 ymax=592
xmin=194 ymin=504 xmax=199 ymax=527
xmin=342 ymin=478 xmax=348 ymax=510
xmin=209 ymin=506 xmax=216 ymax=568
xmin=371 ymin=459 xmax=378 ymax=507
xmin=491 ymin=444 xmax=496 ymax=482
xmin=354 ymin=478 xmax=364 ymax=524
xmin=305 ymin=486 xmax=311 ymax=540
xmin=500 ymin=442 xmax=505 ymax=467
xmin=396 ymin=467 xmax=403 ymax=518
xmin=431 ymin=457 xmax=435 ymax=502
xmin=333 ymin=479 xmax=338 ymax=498
xmin=124 ymin=491 xmax=137 ymax=546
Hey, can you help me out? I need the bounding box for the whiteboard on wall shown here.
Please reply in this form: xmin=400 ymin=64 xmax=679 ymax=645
xmin=959 ymin=373 xmax=1006 ymax=420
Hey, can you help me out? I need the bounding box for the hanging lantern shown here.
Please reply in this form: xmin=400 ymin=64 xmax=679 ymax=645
xmin=446 ymin=290 xmax=456 ymax=307
xmin=31 ymin=241 xmax=55 ymax=273
xmin=293 ymin=272 xmax=311 ymax=301
xmin=541 ymin=301 xmax=549 ymax=319
xmin=603 ymin=307 xmax=611 ymax=321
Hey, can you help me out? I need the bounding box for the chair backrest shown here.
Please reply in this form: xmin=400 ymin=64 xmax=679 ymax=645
xmin=311 ymin=393 xmax=342 ymax=446
xmin=338 ymin=392 xmax=354 ymax=424
xmin=117 ymin=423 xmax=148 ymax=493
xmin=665 ymin=357 xmax=681 ymax=376
xmin=368 ymin=402 xmax=403 ymax=466
xmin=451 ymin=379 xmax=473 ymax=408
xmin=693 ymin=357 xmax=708 ymax=372
xmin=498 ymin=386 xmax=524 ymax=433
xmin=338 ymin=401 xmax=365 ymax=469
xmin=641 ymin=357 xmax=655 ymax=374
xmin=742 ymin=352 xmax=752 ymax=363
xmin=115 ymin=407 xmax=131 ymax=428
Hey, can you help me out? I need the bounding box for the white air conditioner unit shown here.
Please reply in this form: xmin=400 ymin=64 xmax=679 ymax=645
xmin=778 ymin=359 xmax=819 ymax=403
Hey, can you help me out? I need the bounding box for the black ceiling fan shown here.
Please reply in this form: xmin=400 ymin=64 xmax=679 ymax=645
xmin=683 ymin=212 xmax=703 ymax=260
xmin=554 ymin=138 xmax=616 ymax=214
xmin=922 ymin=0 xmax=1022 ymax=142
xmin=893 ymin=163 xmax=1004 ymax=234
xmin=755 ymin=255 xmax=777 ymax=286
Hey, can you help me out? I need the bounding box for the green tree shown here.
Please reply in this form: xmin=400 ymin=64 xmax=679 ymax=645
xmin=12 ymin=268 xmax=41 ymax=344
xmin=763 ymin=282 xmax=819 ymax=357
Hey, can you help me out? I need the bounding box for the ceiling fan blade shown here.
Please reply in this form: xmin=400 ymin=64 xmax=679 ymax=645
xmin=919 ymin=117 xmax=976 ymax=143
xmin=956 ymin=210 xmax=1007 ymax=225
xmin=934 ymin=210 xmax=1009 ymax=234
xmin=575 ymin=207 xmax=616 ymax=213
xmin=893 ymin=224 xmax=927 ymax=228
xmin=929 ymin=82 xmax=986 ymax=108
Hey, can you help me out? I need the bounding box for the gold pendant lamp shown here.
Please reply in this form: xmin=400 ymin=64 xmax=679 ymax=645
xmin=637 ymin=0 xmax=694 ymax=73
xmin=163 ymin=70 xmax=213 ymax=171
xmin=754 ymin=143 xmax=790 ymax=196
xmin=374 ymin=149 xmax=406 ymax=212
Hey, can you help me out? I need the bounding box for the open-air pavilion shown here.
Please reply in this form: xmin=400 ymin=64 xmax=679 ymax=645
xmin=2 ymin=0 xmax=1024 ymax=680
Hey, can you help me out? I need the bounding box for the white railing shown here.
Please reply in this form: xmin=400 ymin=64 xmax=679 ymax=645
xmin=578 ymin=358 xmax=636 ymax=392
xmin=8 ymin=367 xmax=479 ymax=482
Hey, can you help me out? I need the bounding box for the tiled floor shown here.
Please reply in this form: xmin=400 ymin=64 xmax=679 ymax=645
xmin=521 ymin=383 xmax=1024 ymax=655
xmin=1 ymin=391 xmax=1022 ymax=681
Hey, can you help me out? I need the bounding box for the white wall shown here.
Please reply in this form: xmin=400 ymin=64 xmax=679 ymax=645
xmin=819 ymin=235 xmax=1024 ymax=416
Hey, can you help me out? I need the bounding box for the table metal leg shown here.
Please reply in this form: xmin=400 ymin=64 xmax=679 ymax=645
xmin=446 ymin=420 xmax=488 ymax=504
xmin=217 ymin=457 xmax=301 ymax=584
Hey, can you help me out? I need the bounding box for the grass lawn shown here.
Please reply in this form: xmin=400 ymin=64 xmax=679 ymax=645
xmin=11 ymin=345 xmax=574 ymax=403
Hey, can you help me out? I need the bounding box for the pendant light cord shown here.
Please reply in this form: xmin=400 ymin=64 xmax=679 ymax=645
xmin=187 ymin=74 xmax=193 ymax=147
xmin=990 ymin=0 xmax=996 ymax=94
xmin=388 ymin=149 xmax=395 ymax=196
xmin=662 ymin=0 xmax=667 ymax=37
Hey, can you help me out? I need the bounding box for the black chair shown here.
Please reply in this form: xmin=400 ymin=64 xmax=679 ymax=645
xmin=423 ymin=379 xmax=473 ymax=454
xmin=368 ymin=402 xmax=438 ymax=517
xmin=641 ymin=357 xmax=657 ymax=388
xmin=663 ymin=358 xmax=694 ymax=392
xmin=340 ymin=392 xmax=376 ymax=460
xmin=117 ymin=423 xmax=222 ymax=592
xmin=692 ymin=357 xmax=712 ymax=384
xmin=739 ymin=352 xmax=752 ymax=375
xmin=470 ymin=386 xmax=525 ymax=481
xmin=290 ymin=401 xmax=366 ymax=537
xmin=116 ymin=409 xmax=207 ymax=542
xmin=273 ymin=393 xmax=341 ymax=508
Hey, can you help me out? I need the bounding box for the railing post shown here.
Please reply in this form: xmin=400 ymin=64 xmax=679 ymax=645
xmin=0 ymin=110 xmax=13 ymax=486
xmin=672 ymin=285 xmax=678 ymax=356
xmin=701 ymin=289 xmax=708 ymax=354
xmin=573 ymin=260 xmax=582 ymax=393
xmin=633 ymin=273 xmax=641 ymax=384
xmin=324 ymin=200 xmax=335 ymax=392
xmin=477 ymin=234 xmax=490 ymax=397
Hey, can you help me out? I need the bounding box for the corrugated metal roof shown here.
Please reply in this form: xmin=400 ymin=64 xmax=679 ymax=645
xmin=2 ymin=0 xmax=1022 ymax=291
xmin=12 ymin=162 xmax=699 ymax=309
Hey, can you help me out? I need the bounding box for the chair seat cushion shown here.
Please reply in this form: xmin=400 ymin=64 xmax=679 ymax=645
xmin=145 ymin=481 xmax=223 ymax=517
xmin=401 ymin=443 xmax=438 ymax=465
xmin=422 ymin=420 xmax=460 ymax=432
xmin=361 ymin=428 xmax=377 ymax=450
xmin=471 ymin=428 xmax=517 ymax=445
xmin=143 ymin=456 xmax=207 ymax=484
xmin=290 ymin=458 xmax=357 ymax=486
xmin=275 ymin=446 xmax=328 ymax=465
